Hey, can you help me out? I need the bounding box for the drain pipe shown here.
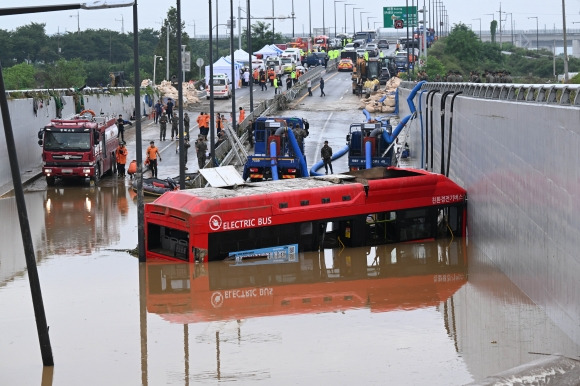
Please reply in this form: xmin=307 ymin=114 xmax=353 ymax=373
xmin=418 ymin=89 xmax=429 ymax=169
xmin=270 ymin=140 xmax=279 ymax=180
xmin=427 ymin=89 xmax=439 ymax=172
xmin=446 ymin=91 xmax=463 ymax=177
xmin=365 ymin=140 xmax=372 ymax=169
xmin=440 ymin=91 xmax=454 ymax=175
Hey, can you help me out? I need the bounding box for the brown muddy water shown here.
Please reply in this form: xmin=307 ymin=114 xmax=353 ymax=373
xmin=0 ymin=183 xmax=579 ymax=385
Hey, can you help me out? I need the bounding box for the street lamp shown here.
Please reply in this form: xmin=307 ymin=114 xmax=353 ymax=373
xmin=344 ymin=3 xmax=354 ymax=34
xmin=528 ymin=16 xmax=538 ymax=51
xmin=359 ymin=11 xmax=371 ymax=33
xmin=472 ymin=18 xmax=481 ymax=40
xmin=334 ymin=0 xmax=344 ymax=38
xmin=352 ymin=7 xmax=362 ymax=34
xmin=153 ymin=55 xmax=163 ymax=86
xmin=367 ymin=16 xmax=377 ymax=30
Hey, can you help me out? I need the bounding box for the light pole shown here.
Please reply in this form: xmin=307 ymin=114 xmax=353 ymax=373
xmin=472 ymin=18 xmax=481 ymax=40
xmin=562 ymin=0 xmax=569 ymax=82
xmin=359 ymin=11 xmax=371 ymax=32
xmin=528 ymin=16 xmax=538 ymax=51
xmin=344 ymin=3 xmax=354 ymax=34
xmin=334 ymin=0 xmax=344 ymax=37
xmin=352 ymin=7 xmax=362 ymax=34
xmin=506 ymin=12 xmax=513 ymax=46
xmin=309 ymin=0 xmax=312 ymax=38
xmin=367 ymin=16 xmax=377 ymax=29
xmin=153 ymin=55 xmax=163 ymax=85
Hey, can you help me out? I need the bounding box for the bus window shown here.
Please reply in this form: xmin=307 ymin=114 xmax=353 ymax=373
xmin=147 ymin=223 xmax=190 ymax=261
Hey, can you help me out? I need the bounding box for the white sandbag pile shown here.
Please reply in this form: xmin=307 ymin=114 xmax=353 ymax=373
xmin=157 ymin=80 xmax=201 ymax=107
xmin=358 ymin=77 xmax=401 ymax=114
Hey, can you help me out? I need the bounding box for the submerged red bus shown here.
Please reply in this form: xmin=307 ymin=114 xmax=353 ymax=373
xmin=144 ymin=167 xmax=467 ymax=263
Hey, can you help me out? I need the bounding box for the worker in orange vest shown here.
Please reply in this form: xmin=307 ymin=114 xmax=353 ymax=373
xmin=238 ymin=106 xmax=245 ymax=123
xmin=268 ymin=68 xmax=275 ymax=86
xmin=202 ymin=112 xmax=210 ymax=140
xmin=253 ymin=68 xmax=259 ymax=84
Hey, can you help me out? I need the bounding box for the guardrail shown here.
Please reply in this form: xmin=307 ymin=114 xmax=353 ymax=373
xmin=400 ymin=81 xmax=580 ymax=106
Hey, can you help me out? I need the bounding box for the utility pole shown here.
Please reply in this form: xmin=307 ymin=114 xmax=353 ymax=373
xmin=562 ymin=0 xmax=569 ymax=81
xmin=115 ymin=14 xmax=124 ymax=34
xmin=498 ymin=3 xmax=502 ymax=49
xmin=166 ymin=24 xmax=170 ymax=81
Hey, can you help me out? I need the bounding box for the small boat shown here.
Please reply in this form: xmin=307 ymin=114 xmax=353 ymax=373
xmin=132 ymin=177 xmax=178 ymax=196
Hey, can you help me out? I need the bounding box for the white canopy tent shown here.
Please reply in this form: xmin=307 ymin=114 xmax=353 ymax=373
xmin=253 ymin=44 xmax=280 ymax=60
xmin=225 ymin=49 xmax=257 ymax=67
xmin=204 ymin=57 xmax=242 ymax=89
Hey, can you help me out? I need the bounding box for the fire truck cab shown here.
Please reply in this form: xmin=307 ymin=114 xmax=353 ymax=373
xmin=38 ymin=111 xmax=119 ymax=185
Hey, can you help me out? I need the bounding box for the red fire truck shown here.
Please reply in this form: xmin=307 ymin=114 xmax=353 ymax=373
xmin=37 ymin=111 xmax=119 ymax=185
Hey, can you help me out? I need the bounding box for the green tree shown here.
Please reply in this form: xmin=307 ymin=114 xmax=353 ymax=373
xmin=11 ymin=23 xmax=49 ymax=64
xmin=3 ymin=63 xmax=36 ymax=89
xmin=41 ymin=58 xmax=86 ymax=88
xmin=423 ymin=56 xmax=446 ymax=80
xmin=444 ymin=23 xmax=480 ymax=68
xmin=490 ymin=20 xmax=497 ymax=44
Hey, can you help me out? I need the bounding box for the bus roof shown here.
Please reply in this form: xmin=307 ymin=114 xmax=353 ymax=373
xmin=146 ymin=167 xmax=466 ymax=218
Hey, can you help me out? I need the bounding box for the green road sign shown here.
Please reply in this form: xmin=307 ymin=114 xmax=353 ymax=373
xmin=383 ymin=6 xmax=417 ymax=28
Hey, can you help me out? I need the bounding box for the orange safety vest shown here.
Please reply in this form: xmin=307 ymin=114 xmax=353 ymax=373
xmin=203 ymin=114 xmax=210 ymax=128
xmin=239 ymin=109 xmax=245 ymax=122
xmin=146 ymin=145 xmax=159 ymax=160
xmin=253 ymin=69 xmax=259 ymax=80
xmin=115 ymin=146 xmax=128 ymax=164
xmin=268 ymin=69 xmax=275 ymax=80
xmin=196 ymin=114 xmax=204 ymax=127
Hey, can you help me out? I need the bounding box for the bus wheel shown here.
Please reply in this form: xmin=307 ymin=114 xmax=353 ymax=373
xmin=46 ymin=176 xmax=55 ymax=186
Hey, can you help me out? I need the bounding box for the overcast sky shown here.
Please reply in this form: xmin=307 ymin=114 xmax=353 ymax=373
xmin=2 ymin=0 xmax=580 ymax=37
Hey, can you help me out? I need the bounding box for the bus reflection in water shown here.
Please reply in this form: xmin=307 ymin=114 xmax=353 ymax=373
xmin=144 ymin=167 xmax=467 ymax=264
xmin=145 ymin=239 xmax=467 ymax=322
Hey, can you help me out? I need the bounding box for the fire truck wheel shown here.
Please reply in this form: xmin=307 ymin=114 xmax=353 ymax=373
xmin=46 ymin=176 xmax=55 ymax=186
xmin=92 ymin=164 xmax=100 ymax=184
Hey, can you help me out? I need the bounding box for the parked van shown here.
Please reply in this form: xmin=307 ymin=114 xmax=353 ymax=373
xmin=206 ymin=73 xmax=231 ymax=100
xmin=283 ymin=48 xmax=302 ymax=64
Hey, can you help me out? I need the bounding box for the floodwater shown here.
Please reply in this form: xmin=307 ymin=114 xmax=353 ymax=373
xmin=1 ymin=183 xmax=579 ymax=385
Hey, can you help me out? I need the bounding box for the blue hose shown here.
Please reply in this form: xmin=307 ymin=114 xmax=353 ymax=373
xmin=362 ymin=109 xmax=371 ymax=122
xmin=365 ymin=140 xmax=372 ymax=169
xmin=286 ymin=127 xmax=309 ymax=177
xmin=270 ymin=141 xmax=279 ymax=180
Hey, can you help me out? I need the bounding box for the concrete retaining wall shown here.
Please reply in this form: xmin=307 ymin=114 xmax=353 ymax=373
xmin=0 ymin=94 xmax=142 ymax=188
xmin=398 ymin=85 xmax=580 ymax=346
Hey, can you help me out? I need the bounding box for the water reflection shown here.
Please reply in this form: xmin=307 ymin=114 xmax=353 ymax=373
xmin=41 ymin=184 xmax=127 ymax=257
xmin=145 ymin=239 xmax=467 ymax=322
xmin=141 ymin=239 xmax=467 ymax=383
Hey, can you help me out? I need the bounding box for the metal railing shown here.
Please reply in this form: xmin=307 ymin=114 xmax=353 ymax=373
xmin=401 ymin=81 xmax=580 ymax=106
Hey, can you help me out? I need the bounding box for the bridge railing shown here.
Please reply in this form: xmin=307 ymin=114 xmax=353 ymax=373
xmin=400 ymin=81 xmax=580 ymax=106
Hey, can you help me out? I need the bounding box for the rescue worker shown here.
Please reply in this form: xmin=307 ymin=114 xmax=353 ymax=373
xmin=184 ymin=112 xmax=190 ymax=133
xmin=115 ymin=142 xmax=128 ymax=177
xmin=274 ymin=76 xmax=279 ymax=95
xmin=159 ymin=111 xmax=168 ymax=141
xmin=202 ymin=112 xmax=210 ymax=140
xmin=268 ymin=68 xmax=275 ymax=86
xmin=320 ymin=140 xmax=333 ymax=174
xmin=116 ymin=114 xmax=132 ymax=142
xmin=291 ymin=70 xmax=297 ymax=86
xmin=195 ymin=135 xmax=207 ymax=170
xmin=146 ymin=140 xmax=162 ymax=178
xmin=171 ymin=112 xmax=178 ymax=140
xmin=238 ymin=106 xmax=245 ymax=123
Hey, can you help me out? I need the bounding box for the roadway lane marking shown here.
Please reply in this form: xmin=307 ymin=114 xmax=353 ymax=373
xmin=312 ymin=112 xmax=334 ymax=166
xmin=295 ymin=71 xmax=341 ymax=104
